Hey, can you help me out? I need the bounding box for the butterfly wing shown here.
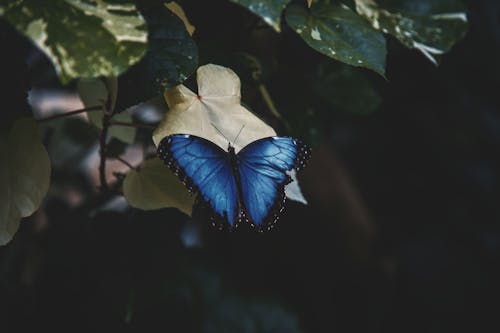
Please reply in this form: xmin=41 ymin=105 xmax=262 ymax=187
xmin=157 ymin=134 xmax=239 ymax=228
xmin=237 ymin=136 xmax=310 ymax=230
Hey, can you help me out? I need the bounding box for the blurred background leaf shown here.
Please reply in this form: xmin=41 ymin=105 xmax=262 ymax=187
xmin=123 ymin=157 xmax=195 ymax=215
xmin=0 ymin=118 xmax=50 ymax=245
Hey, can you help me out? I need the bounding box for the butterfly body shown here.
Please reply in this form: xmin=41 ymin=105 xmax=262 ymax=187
xmin=157 ymin=134 xmax=310 ymax=231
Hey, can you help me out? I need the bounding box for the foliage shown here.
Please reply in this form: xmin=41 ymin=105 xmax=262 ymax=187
xmin=0 ymin=0 xmax=148 ymax=83
xmin=0 ymin=0 xmax=468 ymax=241
xmin=0 ymin=0 xmax=484 ymax=331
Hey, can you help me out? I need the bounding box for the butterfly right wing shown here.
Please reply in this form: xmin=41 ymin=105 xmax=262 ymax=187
xmin=157 ymin=134 xmax=239 ymax=228
xmin=237 ymin=136 xmax=311 ymax=230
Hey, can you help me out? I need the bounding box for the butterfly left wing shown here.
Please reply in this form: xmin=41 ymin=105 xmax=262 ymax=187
xmin=157 ymin=134 xmax=240 ymax=228
xmin=236 ymin=137 xmax=311 ymax=230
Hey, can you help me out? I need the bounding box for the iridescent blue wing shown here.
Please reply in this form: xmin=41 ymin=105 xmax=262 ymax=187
xmin=237 ymin=137 xmax=311 ymax=230
xmin=157 ymin=134 xmax=239 ymax=228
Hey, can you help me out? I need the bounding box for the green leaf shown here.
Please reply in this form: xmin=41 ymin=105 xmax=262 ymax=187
xmin=0 ymin=118 xmax=51 ymax=246
xmin=313 ymin=60 xmax=382 ymax=115
xmin=285 ymin=1 xmax=387 ymax=76
xmin=0 ymin=0 xmax=148 ymax=84
xmin=123 ymin=158 xmax=195 ymax=215
xmin=229 ymin=0 xmax=292 ymax=32
xmin=355 ymin=0 xmax=468 ymax=64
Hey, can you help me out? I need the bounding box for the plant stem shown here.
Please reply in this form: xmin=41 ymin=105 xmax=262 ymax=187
xmin=258 ymin=84 xmax=291 ymax=132
xmin=37 ymin=105 xmax=102 ymax=122
xmin=109 ymin=120 xmax=156 ymax=130
xmin=99 ymin=113 xmax=111 ymax=193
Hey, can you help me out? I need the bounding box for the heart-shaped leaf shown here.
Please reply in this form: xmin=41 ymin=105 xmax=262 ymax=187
xmin=152 ymin=64 xmax=308 ymax=207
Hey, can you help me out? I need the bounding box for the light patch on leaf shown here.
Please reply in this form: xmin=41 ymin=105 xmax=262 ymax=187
xmin=0 ymin=118 xmax=51 ymax=246
xmin=152 ymin=64 xmax=308 ymax=204
xmin=123 ymin=158 xmax=195 ymax=215
xmin=311 ymin=27 xmax=321 ymax=40
xmin=1 ymin=0 xmax=148 ymax=83
xmin=66 ymin=0 xmax=147 ymax=43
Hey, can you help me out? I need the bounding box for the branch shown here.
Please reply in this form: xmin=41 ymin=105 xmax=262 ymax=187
xmin=98 ymin=113 xmax=112 ymax=193
xmin=37 ymin=105 xmax=102 ymax=122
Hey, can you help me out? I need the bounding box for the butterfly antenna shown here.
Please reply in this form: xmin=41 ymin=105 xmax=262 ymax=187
xmin=233 ymin=125 xmax=245 ymax=146
xmin=211 ymin=123 xmax=230 ymax=145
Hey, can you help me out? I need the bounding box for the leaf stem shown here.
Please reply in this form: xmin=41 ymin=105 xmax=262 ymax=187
xmin=109 ymin=120 xmax=156 ymax=130
xmin=37 ymin=105 xmax=102 ymax=122
xmin=258 ymin=84 xmax=292 ymax=132
xmin=258 ymin=84 xmax=281 ymax=119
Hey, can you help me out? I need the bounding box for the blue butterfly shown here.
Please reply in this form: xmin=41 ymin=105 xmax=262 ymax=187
xmin=157 ymin=134 xmax=310 ymax=231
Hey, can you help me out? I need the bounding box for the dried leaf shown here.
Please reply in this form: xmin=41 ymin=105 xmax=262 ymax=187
xmin=152 ymin=64 xmax=308 ymax=205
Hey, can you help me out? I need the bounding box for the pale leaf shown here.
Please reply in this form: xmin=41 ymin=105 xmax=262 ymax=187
xmin=152 ymin=64 xmax=308 ymax=204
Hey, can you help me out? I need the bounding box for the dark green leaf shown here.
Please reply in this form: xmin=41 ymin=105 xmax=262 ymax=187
xmin=230 ymin=0 xmax=292 ymax=32
xmin=0 ymin=0 xmax=148 ymax=84
xmin=285 ymin=1 xmax=387 ymax=76
xmin=355 ymin=0 xmax=468 ymax=64
xmin=138 ymin=2 xmax=199 ymax=89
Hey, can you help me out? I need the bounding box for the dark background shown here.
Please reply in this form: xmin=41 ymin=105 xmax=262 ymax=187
xmin=1 ymin=0 xmax=500 ymax=332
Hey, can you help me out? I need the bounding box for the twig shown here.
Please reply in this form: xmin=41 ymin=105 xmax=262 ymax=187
xmin=37 ymin=105 xmax=102 ymax=122
xmin=99 ymin=113 xmax=111 ymax=193
xmin=109 ymin=120 xmax=156 ymax=130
